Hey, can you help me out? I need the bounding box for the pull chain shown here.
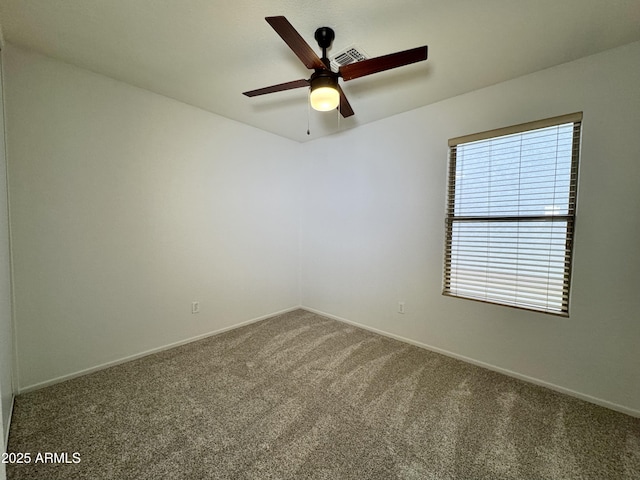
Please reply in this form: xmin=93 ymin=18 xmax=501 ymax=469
xmin=307 ymin=91 xmax=311 ymax=136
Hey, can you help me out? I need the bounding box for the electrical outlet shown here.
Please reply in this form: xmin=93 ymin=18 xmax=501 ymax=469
xmin=191 ymin=301 xmax=200 ymax=314
xmin=398 ymin=302 xmax=405 ymax=314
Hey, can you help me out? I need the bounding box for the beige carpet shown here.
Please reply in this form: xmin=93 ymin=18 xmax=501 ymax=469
xmin=6 ymin=309 xmax=640 ymax=479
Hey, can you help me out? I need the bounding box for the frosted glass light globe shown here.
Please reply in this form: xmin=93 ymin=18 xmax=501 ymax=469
xmin=310 ymin=86 xmax=340 ymax=111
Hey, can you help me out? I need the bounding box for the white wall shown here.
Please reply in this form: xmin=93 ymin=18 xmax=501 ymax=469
xmin=301 ymin=41 xmax=640 ymax=415
xmin=4 ymin=45 xmax=301 ymax=390
xmin=0 ymin=48 xmax=13 ymax=480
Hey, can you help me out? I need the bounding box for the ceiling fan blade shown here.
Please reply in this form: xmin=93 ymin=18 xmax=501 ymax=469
xmin=339 ymin=45 xmax=428 ymax=81
xmin=337 ymin=85 xmax=354 ymax=118
xmin=266 ymin=16 xmax=326 ymax=70
xmin=243 ymin=79 xmax=310 ymax=97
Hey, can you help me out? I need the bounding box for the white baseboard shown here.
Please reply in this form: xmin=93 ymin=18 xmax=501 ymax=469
xmin=3 ymin=395 xmax=13 ymax=449
xmin=301 ymin=306 xmax=640 ymax=418
xmin=19 ymin=306 xmax=302 ymax=394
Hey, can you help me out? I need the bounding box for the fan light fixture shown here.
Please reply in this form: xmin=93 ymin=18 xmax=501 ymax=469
xmin=309 ymin=76 xmax=339 ymax=112
xmin=242 ymin=17 xmax=429 ymax=121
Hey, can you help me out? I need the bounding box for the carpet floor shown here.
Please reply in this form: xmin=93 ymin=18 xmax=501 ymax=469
xmin=6 ymin=309 xmax=640 ymax=479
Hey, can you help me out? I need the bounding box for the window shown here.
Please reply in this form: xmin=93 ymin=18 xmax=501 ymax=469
xmin=443 ymin=113 xmax=582 ymax=315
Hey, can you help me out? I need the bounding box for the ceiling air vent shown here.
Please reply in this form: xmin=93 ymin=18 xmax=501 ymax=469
xmin=330 ymin=45 xmax=369 ymax=72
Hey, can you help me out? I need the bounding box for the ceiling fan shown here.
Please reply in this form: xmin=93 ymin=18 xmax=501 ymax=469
xmin=242 ymin=16 xmax=428 ymax=117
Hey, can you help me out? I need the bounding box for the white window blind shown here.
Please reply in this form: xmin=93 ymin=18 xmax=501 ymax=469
xmin=444 ymin=113 xmax=582 ymax=315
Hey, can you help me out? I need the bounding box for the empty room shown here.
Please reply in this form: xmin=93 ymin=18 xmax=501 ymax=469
xmin=0 ymin=1 xmax=639 ymax=479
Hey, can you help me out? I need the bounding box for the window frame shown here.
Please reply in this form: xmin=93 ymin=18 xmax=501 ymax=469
xmin=443 ymin=112 xmax=582 ymax=316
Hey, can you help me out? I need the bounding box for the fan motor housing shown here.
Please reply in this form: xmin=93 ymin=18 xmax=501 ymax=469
xmin=310 ymin=70 xmax=338 ymax=89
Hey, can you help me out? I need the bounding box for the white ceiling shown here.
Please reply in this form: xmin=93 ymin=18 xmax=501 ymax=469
xmin=1 ymin=0 xmax=639 ymax=142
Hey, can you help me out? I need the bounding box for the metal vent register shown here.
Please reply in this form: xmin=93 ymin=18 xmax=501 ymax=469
xmin=330 ymin=45 xmax=369 ymax=71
